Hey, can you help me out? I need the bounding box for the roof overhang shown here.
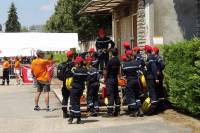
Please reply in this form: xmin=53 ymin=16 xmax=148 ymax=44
xmin=79 ymin=0 xmax=127 ymax=15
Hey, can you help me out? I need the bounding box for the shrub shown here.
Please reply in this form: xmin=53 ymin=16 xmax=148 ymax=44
xmin=162 ymin=38 xmax=200 ymax=115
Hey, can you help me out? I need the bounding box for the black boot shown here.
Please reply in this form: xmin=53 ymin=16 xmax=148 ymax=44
xmin=129 ymin=111 xmax=138 ymax=117
xmin=63 ymin=111 xmax=69 ymax=118
xmin=90 ymin=108 xmax=97 ymax=117
xmin=68 ymin=115 xmax=73 ymax=124
xmin=1 ymin=81 xmax=5 ymax=85
xmin=76 ymin=117 xmax=83 ymax=124
xmin=114 ymin=111 xmax=120 ymax=117
xmin=138 ymin=108 xmax=144 ymax=117
xmin=7 ymin=81 xmax=9 ymax=86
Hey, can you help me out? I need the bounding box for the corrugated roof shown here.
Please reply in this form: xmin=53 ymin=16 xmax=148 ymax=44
xmin=79 ymin=0 xmax=126 ymax=15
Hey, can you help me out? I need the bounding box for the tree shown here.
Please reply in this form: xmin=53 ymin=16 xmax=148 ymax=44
xmin=45 ymin=0 xmax=112 ymax=41
xmin=21 ymin=26 xmax=29 ymax=32
xmin=5 ymin=3 xmax=21 ymax=32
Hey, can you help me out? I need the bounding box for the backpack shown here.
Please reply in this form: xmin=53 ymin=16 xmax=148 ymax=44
xmin=57 ymin=62 xmax=68 ymax=81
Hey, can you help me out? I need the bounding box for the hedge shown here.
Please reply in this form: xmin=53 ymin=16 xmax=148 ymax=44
xmin=162 ymin=38 xmax=200 ymax=115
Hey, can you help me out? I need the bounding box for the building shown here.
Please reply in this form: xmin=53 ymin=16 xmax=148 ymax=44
xmin=79 ymin=0 xmax=200 ymax=54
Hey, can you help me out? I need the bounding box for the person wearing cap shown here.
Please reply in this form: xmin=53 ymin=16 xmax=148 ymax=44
xmin=68 ymin=56 xmax=88 ymax=124
xmin=133 ymin=46 xmax=145 ymax=68
xmin=86 ymin=57 xmax=100 ymax=117
xmin=60 ymin=50 xmax=74 ymax=118
xmin=31 ymin=50 xmax=51 ymax=111
xmin=1 ymin=57 xmax=10 ymax=85
xmin=95 ymin=28 xmax=115 ymax=73
xmin=144 ymin=45 xmax=159 ymax=115
xmin=122 ymin=50 xmax=144 ymax=117
xmin=88 ymin=48 xmax=99 ymax=69
xmin=122 ymin=41 xmax=131 ymax=53
xmin=152 ymin=47 xmax=166 ymax=111
xmin=104 ymin=48 xmax=121 ymax=117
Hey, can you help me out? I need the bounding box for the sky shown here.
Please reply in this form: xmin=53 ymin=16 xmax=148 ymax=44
xmin=0 ymin=0 xmax=57 ymax=28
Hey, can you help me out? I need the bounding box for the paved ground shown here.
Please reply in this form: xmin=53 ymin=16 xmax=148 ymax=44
xmin=0 ymin=82 xmax=192 ymax=133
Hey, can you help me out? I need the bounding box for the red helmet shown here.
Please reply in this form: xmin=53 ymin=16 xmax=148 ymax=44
xmin=88 ymin=48 xmax=95 ymax=53
xmin=66 ymin=50 xmax=74 ymax=58
xmin=98 ymin=28 xmax=105 ymax=38
xmin=133 ymin=46 xmax=141 ymax=52
xmin=125 ymin=50 xmax=133 ymax=56
xmin=86 ymin=57 xmax=93 ymax=63
xmin=144 ymin=45 xmax=152 ymax=52
xmin=122 ymin=41 xmax=130 ymax=48
xmin=74 ymin=56 xmax=83 ymax=63
xmin=120 ymin=54 xmax=127 ymax=61
xmin=152 ymin=47 xmax=159 ymax=54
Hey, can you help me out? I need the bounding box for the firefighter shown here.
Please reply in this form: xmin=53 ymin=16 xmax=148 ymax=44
xmin=122 ymin=50 xmax=144 ymax=117
xmin=87 ymin=48 xmax=99 ymax=69
xmin=152 ymin=47 xmax=166 ymax=111
xmin=86 ymin=57 xmax=100 ymax=116
xmin=104 ymin=48 xmax=121 ymax=117
xmin=133 ymin=46 xmax=145 ymax=69
xmin=96 ymin=28 xmax=115 ymax=73
xmin=144 ymin=45 xmax=159 ymax=115
xmin=1 ymin=57 xmax=10 ymax=85
xmin=61 ymin=50 xmax=74 ymax=118
xmin=68 ymin=56 xmax=88 ymax=124
xmin=133 ymin=46 xmax=146 ymax=101
xmin=122 ymin=41 xmax=131 ymax=53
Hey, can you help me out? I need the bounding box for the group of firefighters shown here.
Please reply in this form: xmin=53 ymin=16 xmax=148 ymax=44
xmin=55 ymin=28 xmax=166 ymax=124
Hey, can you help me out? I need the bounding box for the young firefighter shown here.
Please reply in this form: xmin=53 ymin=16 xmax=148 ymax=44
xmin=96 ymin=28 xmax=115 ymax=72
xmin=144 ymin=45 xmax=159 ymax=115
xmin=122 ymin=41 xmax=131 ymax=53
xmin=86 ymin=57 xmax=100 ymax=116
xmin=61 ymin=51 xmax=74 ymax=118
xmin=133 ymin=46 xmax=145 ymax=69
xmin=152 ymin=47 xmax=166 ymax=111
xmin=104 ymin=48 xmax=121 ymax=117
xmin=87 ymin=48 xmax=99 ymax=69
xmin=68 ymin=56 xmax=88 ymax=124
xmin=31 ymin=50 xmax=51 ymax=111
xmin=122 ymin=50 xmax=143 ymax=117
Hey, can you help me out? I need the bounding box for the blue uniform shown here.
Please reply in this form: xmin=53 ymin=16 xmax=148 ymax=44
xmin=122 ymin=60 xmax=141 ymax=114
xmin=105 ymin=56 xmax=121 ymax=115
xmin=87 ymin=66 xmax=100 ymax=114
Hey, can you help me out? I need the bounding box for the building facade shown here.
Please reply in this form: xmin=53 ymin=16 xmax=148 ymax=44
xmin=80 ymin=0 xmax=199 ymax=54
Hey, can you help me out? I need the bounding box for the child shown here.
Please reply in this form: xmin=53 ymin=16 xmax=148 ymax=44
xmin=86 ymin=57 xmax=100 ymax=116
xmin=68 ymin=56 xmax=88 ymax=124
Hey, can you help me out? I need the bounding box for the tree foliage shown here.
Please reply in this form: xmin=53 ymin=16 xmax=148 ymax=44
xmin=5 ymin=2 xmax=21 ymax=32
xmin=162 ymin=38 xmax=200 ymax=115
xmin=45 ymin=0 xmax=112 ymax=41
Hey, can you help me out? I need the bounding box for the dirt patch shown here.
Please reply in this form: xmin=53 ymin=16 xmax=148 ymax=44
xmin=159 ymin=109 xmax=200 ymax=133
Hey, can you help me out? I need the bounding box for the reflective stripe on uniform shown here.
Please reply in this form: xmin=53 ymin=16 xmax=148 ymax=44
xmin=128 ymin=103 xmax=136 ymax=106
xmin=107 ymin=106 xmax=113 ymax=108
xmin=73 ymin=73 xmax=87 ymax=76
xmin=122 ymin=66 xmax=139 ymax=70
xmin=71 ymin=110 xmax=80 ymax=113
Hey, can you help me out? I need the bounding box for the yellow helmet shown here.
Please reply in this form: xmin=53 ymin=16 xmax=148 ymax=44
xmin=66 ymin=77 xmax=73 ymax=90
xmin=140 ymin=74 xmax=147 ymax=90
xmin=141 ymin=97 xmax=151 ymax=113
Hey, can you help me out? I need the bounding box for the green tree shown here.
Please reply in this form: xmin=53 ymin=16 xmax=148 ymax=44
xmin=45 ymin=0 xmax=112 ymax=41
xmin=5 ymin=3 xmax=21 ymax=32
xmin=21 ymin=26 xmax=29 ymax=32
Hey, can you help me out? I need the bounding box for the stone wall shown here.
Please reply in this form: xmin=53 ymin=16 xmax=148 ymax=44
xmin=137 ymin=0 xmax=146 ymax=46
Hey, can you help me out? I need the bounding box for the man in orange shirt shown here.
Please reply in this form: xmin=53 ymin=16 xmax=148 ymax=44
xmin=14 ymin=57 xmax=22 ymax=85
xmin=1 ymin=57 xmax=10 ymax=85
xmin=31 ymin=50 xmax=51 ymax=111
